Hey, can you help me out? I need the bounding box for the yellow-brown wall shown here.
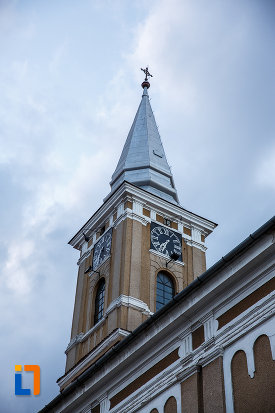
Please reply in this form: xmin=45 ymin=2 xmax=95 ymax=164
xmin=231 ymin=335 xmax=275 ymax=413
xmin=66 ymin=209 xmax=207 ymax=373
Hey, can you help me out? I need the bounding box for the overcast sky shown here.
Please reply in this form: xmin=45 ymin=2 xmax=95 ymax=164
xmin=0 ymin=1 xmax=274 ymax=412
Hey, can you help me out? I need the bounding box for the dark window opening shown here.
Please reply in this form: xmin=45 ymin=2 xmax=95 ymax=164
xmin=94 ymin=279 xmax=105 ymax=324
xmin=156 ymin=272 xmax=175 ymax=311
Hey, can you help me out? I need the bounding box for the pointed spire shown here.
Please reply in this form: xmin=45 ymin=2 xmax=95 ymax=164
xmin=109 ymin=70 xmax=179 ymax=204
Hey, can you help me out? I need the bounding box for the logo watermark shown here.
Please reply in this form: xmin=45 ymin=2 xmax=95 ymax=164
xmin=15 ymin=365 xmax=40 ymax=396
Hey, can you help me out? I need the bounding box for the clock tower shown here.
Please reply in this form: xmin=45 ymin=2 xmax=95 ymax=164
xmin=59 ymin=70 xmax=216 ymax=391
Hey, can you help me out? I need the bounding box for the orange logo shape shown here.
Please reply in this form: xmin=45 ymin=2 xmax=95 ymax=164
xmin=15 ymin=365 xmax=40 ymax=396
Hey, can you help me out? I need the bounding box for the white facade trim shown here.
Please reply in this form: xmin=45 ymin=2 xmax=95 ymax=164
xmin=223 ymin=316 xmax=275 ymax=413
xmin=114 ymin=209 xmax=150 ymax=228
xmin=69 ymin=182 xmax=216 ymax=251
xmin=203 ymin=314 xmax=215 ymax=341
xmin=65 ymin=332 xmax=84 ymax=354
xmin=191 ymin=227 xmax=201 ymax=243
xmin=49 ymin=230 xmax=274 ymax=413
xmin=99 ymin=394 xmax=109 ymax=413
xmin=111 ymin=365 xmax=181 ymax=413
xmin=60 ymin=328 xmax=130 ymax=389
xmin=178 ymin=332 xmax=192 ymax=358
xmin=185 ymin=239 xmax=207 ymax=252
xmin=65 ymin=294 xmax=153 ymax=355
xmin=106 ymin=295 xmax=153 ymax=317
xmin=178 ymin=222 xmax=183 ymax=234
xmin=78 ymin=249 xmax=91 ymax=266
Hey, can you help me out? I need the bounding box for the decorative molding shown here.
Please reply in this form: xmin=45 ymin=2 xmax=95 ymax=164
xmin=178 ymin=222 xmax=183 ymax=234
xmin=78 ymin=249 xmax=91 ymax=266
xmin=223 ymin=316 xmax=275 ymax=413
xmin=69 ymin=181 xmax=216 ymax=250
xmin=117 ymin=202 xmax=124 ymax=217
xmin=107 ymin=290 xmax=275 ymax=412
xmin=111 ymin=365 xmax=181 ymax=413
xmin=60 ymin=328 xmax=130 ymax=389
xmin=191 ymin=227 xmax=201 ymax=243
xmin=54 ymin=230 xmax=274 ymax=413
xmin=203 ymin=313 xmax=215 ymax=341
xmin=185 ymin=239 xmax=207 ymax=252
xmin=81 ymin=242 xmax=88 ymax=256
xmin=176 ymin=363 xmax=200 ymax=382
xmin=214 ymin=267 xmax=275 ymax=318
xmin=106 ymin=295 xmax=153 ymax=317
xmin=65 ymin=333 xmax=84 ymax=354
xmin=150 ymin=219 xmax=183 ymax=235
xmin=132 ymin=200 xmax=143 ymax=215
xmin=66 ymin=294 xmax=152 ymax=356
xmin=81 ymin=405 xmax=92 ymax=413
xmin=178 ymin=333 xmax=192 ymax=358
xmin=99 ymin=394 xmax=109 ymax=413
xmin=114 ymin=210 xmax=150 ymax=228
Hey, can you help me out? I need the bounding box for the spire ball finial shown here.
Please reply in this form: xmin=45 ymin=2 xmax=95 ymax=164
xmin=141 ymin=66 xmax=153 ymax=89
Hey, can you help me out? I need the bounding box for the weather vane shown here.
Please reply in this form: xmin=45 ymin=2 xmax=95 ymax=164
xmin=141 ymin=67 xmax=153 ymax=81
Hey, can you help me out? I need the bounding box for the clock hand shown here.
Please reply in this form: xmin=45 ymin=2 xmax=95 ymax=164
xmin=159 ymin=242 xmax=165 ymax=252
xmin=99 ymin=246 xmax=105 ymax=259
xmin=160 ymin=239 xmax=169 ymax=252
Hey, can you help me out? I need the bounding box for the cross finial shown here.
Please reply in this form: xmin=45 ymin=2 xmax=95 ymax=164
xmin=141 ymin=66 xmax=153 ymax=81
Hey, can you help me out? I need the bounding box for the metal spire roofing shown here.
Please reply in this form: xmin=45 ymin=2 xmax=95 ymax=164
xmin=109 ymin=83 xmax=179 ymax=204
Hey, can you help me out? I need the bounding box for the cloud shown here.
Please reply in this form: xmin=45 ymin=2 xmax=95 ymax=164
xmin=0 ymin=1 xmax=274 ymax=412
xmin=256 ymin=145 xmax=275 ymax=192
xmin=3 ymin=239 xmax=35 ymax=295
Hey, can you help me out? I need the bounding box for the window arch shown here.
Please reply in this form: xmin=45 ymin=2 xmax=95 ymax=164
xmin=94 ymin=278 xmax=105 ymax=325
xmin=156 ymin=271 xmax=175 ymax=311
xmin=164 ymin=396 xmax=177 ymax=413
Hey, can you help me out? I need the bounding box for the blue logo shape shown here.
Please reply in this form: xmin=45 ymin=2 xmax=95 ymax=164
xmin=15 ymin=372 xmax=31 ymax=396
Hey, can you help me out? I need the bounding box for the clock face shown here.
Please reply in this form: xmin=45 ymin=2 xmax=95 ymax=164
xmin=150 ymin=222 xmax=182 ymax=261
xmin=92 ymin=229 xmax=112 ymax=271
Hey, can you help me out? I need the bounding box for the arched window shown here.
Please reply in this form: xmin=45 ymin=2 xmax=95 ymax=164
xmin=164 ymin=396 xmax=177 ymax=413
xmin=94 ymin=279 xmax=105 ymax=324
xmin=156 ymin=271 xmax=175 ymax=311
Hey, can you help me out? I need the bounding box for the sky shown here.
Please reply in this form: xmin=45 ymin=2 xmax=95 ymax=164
xmin=0 ymin=0 xmax=274 ymax=411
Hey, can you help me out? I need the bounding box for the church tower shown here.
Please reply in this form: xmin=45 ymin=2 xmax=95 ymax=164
xmin=59 ymin=69 xmax=216 ymax=391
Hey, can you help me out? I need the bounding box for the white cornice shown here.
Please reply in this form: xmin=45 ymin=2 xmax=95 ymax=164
xmin=69 ymin=182 xmax=217 ymax=250
xmin=59 ymin=328 xmax=130 ymax=389
xmin=111 ymin=295 xmax=274 ymax=412
xmin=65 ymin=295 xmax=152 ymax=355
xmin=185 ymin=239 xmax=207 ymax=252
xmin=77 ymin=249 xmax=91 ymax=266
xmin=60 ymin=295 xmax=154 ymax=390
xmin=114 ymin=210 xmax=150 ymax=228
xmin=111 ymin=364 xmax=180 ymax=413
xmin=106 ymin=294 xmax=153 ymax=317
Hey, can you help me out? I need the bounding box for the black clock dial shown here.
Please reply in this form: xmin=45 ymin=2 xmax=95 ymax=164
xmin=92 ymin=229 xmax=112 ymax=270
xmin=150 ymin=222 xmax=182 ymax=261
